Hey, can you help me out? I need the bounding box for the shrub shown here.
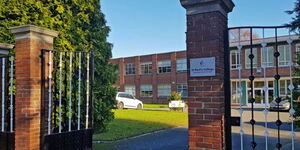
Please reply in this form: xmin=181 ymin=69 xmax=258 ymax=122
xmin=167 ymin=92 xmax=182 ymax=101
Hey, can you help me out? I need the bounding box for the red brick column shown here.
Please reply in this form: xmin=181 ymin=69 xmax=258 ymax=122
xmin=10 ymin=25 xmax=58 ymax=150
xmin=152 ymin=54 xmax=158 ymax=103
xmin=180 ymin=0 xmax=234 ymax=149
xmin=119 ymin=58 xmax=125 ymax=92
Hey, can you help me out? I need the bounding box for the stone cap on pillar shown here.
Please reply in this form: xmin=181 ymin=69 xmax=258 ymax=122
xmin=10 ymin=24 xmax=59 ymax=44
xmin=180 ymin=0 xmax=234 ymax=16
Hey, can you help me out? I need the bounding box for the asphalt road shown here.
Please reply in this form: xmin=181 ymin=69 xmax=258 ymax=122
xmin=231 ymin=109 xmax=300 ymax=150
xmin=94 ymin=109 xmax=299 ymax=150
xmin=95 ymin=127 xmax=188 ymax=150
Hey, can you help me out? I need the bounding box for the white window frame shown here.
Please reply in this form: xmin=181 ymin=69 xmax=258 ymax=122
xmin=295 ymin=43 xmax=300 ymax=66
xmin=140 ymin=62 xmax=152 ymax=75
xmin=261 ymin=46 xmax=274 ymax=67
xmin=140 ymin=85 xmax=153 ymax=97
xmin=230 ymin=50 xmax=240 ymax=70
xmin=231 ymin=81 xmax=240 ymax=104
xmin=125 ymin=63 xmax=135 ymax=75
xmin=176 ymin=84 xmax=188 ymax=98
xmin=158 ymin=60 xmax=171 ymax=74
xmin=278 ymin=45 xmax=291 ymax=67
xmin=245 ymin=48 xmax=257 ymax=69
xmin=124 ymin=85 xmax=136 ymax=96
xmin=279 ymin=80 xmax=291 ymax=97
xmin=176 ymin=59 xmax=187 ymax=72
xmin=157 ymin=84 xmax=171 ymax=97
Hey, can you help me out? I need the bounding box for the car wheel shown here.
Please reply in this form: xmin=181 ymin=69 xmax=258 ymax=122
xmin=117 ymin=102 xmax=124 ymax=109
xmin=137 ymin=104 xmax=142 ymax=110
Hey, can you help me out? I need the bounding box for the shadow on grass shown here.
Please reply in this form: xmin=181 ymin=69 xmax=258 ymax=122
xmin=93 ymin=143 xmax=115 ymax=150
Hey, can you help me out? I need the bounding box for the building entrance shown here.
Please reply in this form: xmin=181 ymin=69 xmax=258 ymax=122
xmin=247 ymin=81 xmax=274 ymax=107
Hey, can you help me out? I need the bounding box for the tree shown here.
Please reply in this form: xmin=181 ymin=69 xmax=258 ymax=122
xmin=0 ymin=0 xmax=116 ymax=132
xmin=287 ymin=0 xmax=300 ymax=128
xmin=167 ymin=92 xmax=182 ymax=101
xmin=229 ymin=29 xmax=260 ymax=43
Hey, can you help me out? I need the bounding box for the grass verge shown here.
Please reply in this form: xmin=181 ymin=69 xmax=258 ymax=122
xmin=93 ymin=109 xmax=188 ymax=141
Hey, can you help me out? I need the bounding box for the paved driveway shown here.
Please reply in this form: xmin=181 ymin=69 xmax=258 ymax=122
xmin=231 ymin=109 xmax=300 ymax=150
xmin=94 ymin=127 xmax=188 ymax=150
xmin=94 ymin=109 xmax=299 ymax=150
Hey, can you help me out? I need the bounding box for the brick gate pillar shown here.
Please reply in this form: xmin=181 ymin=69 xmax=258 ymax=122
xmin=10 ymin=25 xmax=58 ymax=150
xmin=180 ymin=0 xmax=234 ymax=149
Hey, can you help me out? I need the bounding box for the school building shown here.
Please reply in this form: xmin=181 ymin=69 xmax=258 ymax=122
xmin=109 ymin=35 xmax=300 ymax=105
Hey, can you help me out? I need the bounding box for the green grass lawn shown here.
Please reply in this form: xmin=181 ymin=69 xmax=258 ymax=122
xmin=143 ymin=104 xmax=169 ymax=108
xmin=93 ymin=109 xmax=188 ymax=141
xmin=93 ymin=143 xmax=114 ymax=150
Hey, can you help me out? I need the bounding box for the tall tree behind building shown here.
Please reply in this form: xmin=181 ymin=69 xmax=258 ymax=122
xmin=0 ymin=0 xmax=116 ymax=132
xmin=229 ymin=29 xmax=260 ymax=42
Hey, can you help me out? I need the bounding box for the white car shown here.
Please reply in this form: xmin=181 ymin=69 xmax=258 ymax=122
xmin=116 ymin=92 xmax=143 ymax=109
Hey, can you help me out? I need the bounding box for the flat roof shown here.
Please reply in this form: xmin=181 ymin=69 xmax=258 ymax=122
xmin=111 ymin=35 xmax=300 ymax=59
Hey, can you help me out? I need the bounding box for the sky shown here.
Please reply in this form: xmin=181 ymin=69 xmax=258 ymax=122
xmin=101 ymin=0 xmax=296 ymax=58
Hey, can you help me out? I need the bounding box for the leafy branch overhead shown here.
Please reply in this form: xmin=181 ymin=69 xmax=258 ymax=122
xmin=0 ymin=0 xmax=116 ymax=132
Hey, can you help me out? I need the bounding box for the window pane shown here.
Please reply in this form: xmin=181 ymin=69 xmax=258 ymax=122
xmin=125 ymin=63 xmax=135 ymax=75
xmin=245 ymin=48 xmax=257 ymax=68
xmin=262 ymin=47 xmax=267 ymax=65
xmin=278 ymin=46 xmax=285 ymax=66
xmin=254 ymin=81 xmax=264 ymax=88
xmin=158 ymin=84 xmax=171 ymax=97
xmin=268 ymin=81 xmax=273 ymax=87
xmin=262 ymin=47 xmax=274 ymax=67
xmin=230 ymin=50 xmax=240 ymax=69
xmin=176 ymin=59 xmax=187 ymax=72
xmin=158 ymin=60 xmax=171 ymax=73
xmin=278 ymin=45 xmax=290 ymax=66
xmin=140 ymin=85 xmax=153 ymax=97
xmin=268 ymin=47 xmax=274 ymax=67
xmin=231 ymin=81 xmax=240 ymax=104
xmin=279 ymin=80 xmax=285 ymax=96
xmin=177 ymin=84 xmax=188 ymax=98
xmin=286 ymin=45 xmax=291 ymax=64
xmin=125 ymin=85 xmax=136 ymax=96
xmin=287 ymin=80 xmax=291 ymax=95
xmin=140 ymin=62 xmax=152 ymax=74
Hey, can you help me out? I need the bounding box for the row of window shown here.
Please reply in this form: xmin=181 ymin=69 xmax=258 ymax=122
xmin=230 ymin=45 xmax=295 ymax=69
xmin=125 ymin=59 xmax=187 ymax=75
xmin=124 ymin=84 xmax=188 ymax=98
xmin=231 ymin=80 xmax=292 ymax=104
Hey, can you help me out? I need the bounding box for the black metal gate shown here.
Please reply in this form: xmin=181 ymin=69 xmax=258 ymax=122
xmin=0 ymin=54 xmax=15 ymax=150
xmin=227 ymin=26 xmax=298 ymax=150
xmin=41 ymin=49 xmax=94 ymax=150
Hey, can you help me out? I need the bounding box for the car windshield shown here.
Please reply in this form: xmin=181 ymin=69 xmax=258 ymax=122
xmin=118 ymin=93 xmax=128 ymax=98
xmin=127 ymin=94 xmax=135 ymax=99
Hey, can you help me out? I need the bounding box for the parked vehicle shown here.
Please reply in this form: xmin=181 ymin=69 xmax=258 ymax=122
xmin=269 ymin=99 xmax=291 ymax=111
xmin=116 ymin=92 xmax=143 ymax=109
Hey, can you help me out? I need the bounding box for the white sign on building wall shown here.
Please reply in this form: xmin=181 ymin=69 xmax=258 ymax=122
xmin=190 ymin=57 xmax=216 ymax=77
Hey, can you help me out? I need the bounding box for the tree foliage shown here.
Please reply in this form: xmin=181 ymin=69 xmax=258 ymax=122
xmin=0 ymin=0 xmax=116 ymax=132
xmin=168 ymin=92 xmax=182 ymax=101
xmin=229 ymin=29 xmax=260 ymax=43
